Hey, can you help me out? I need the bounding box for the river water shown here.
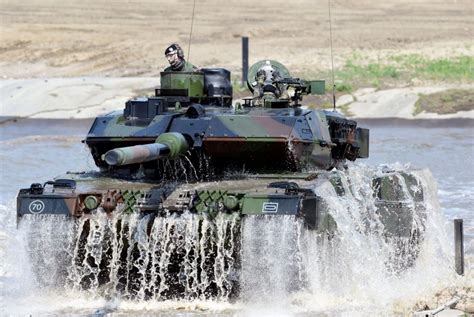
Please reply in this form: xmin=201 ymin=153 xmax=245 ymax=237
xmin=0 ymin=118 xmax=472 ymax=316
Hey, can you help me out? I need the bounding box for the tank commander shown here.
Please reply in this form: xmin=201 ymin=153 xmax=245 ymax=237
xmin=164 ymin=43 xmax=198 ymax=72
xmin=252 ymin=69 xmax=266 ymax=105
xmin=252 ymin=67 xmax=289 ymax=106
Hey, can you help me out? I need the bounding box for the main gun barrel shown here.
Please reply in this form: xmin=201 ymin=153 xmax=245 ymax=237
xmin=103 ymin=132 xmax=189 ymax=166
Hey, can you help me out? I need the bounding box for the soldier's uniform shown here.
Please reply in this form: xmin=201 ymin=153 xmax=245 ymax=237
xmin=252 ymin=70 xmax=266 ymax=106
xmin=164 ymin=60 xmax=198 ymax=72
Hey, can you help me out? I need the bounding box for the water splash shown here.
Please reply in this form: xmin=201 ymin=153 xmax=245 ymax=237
xmin=240 ymin=215 xmax=305 ymax=303
xmin=296 ymin=165 xmax=455 ymax=314
xmin=5 ymin=164 xmax=459 ymax=315
xmin=17 ymin=215 xmax=77 ymax=290
xmin=15 ymin=211 xmax=241 ymax=303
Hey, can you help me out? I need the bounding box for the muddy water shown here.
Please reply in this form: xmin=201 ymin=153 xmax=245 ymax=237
xmin=0 ymin=118 xmax=472 ymax=316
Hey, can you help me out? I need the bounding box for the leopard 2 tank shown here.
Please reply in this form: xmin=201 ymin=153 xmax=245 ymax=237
xmin=16 ymin=60 xmax=426 ymax=300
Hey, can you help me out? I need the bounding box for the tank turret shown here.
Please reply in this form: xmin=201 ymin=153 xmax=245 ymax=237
xmin=84 ymin=60 xmax=369 ymax=178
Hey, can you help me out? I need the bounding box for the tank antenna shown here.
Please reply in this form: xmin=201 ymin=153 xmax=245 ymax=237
xmin=327 ymin=0 xmax=336 ymax=111
xmin=187 ymin=0 xmax=198 ymax=61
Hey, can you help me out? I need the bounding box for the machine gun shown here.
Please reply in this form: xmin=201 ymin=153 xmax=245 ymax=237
xmin=273 ymin=77 xmax=325 ymax=107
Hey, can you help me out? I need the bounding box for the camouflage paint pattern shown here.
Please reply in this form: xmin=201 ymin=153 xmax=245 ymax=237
xmin=103 ymin=143 xmax=171 ymax=166
xmin=103 ymin=132 xmax=189 ymax=166
xmin=160 ymin=71 xmax=204 ymax=97
xmin=86 ymin=107 xmax=345 ymax=170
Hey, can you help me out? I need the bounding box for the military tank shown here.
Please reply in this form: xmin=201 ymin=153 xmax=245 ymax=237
xmin=16 ymin=60 xmax=426 ymax=300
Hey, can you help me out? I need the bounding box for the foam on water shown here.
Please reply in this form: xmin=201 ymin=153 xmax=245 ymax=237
xmin=0 ymin=164 xmax=468 ymax=316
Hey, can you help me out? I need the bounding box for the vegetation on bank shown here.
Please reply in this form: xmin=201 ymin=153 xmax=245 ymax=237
xmin=414 ymin=89 xmax=474 ymax=115
xmin=328 ymin=53 xmax=473 ymax=93
xmin=305 ymin=53 xmax=473 ymax=114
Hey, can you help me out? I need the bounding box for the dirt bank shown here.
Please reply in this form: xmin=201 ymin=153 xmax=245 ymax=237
xmin=0 ymin=78 xmax=160 ymax=118
xmin=1 ymin=0 xmax=472 ymax=119
xmin=337 ymin=85 xmax=474 ymax=119
xmin=0 ymin=0 xmax=472 ymax=78
xmin=1 ymin=78 xmax=473 ymax=119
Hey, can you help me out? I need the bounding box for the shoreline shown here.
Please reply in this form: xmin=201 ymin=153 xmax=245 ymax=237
xmin=1 ymin=78 xmax=473 ymax=121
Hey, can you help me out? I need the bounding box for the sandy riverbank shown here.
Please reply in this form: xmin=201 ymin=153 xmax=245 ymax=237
xmin=1 ymin=78 xmax=473 ymax=119
xmin=1 ymin=0 xmax=472 ymax=119
xmin=0 ymin=78 xmax=159 ymax=118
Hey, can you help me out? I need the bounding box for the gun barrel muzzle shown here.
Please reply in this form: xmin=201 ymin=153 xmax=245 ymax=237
xmin=104 ymin=132 xmax=189 ymax=166
xmin=104 ymin=143 xmax=170 ymax=166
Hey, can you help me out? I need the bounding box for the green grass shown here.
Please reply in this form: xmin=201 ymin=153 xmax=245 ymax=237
xmin=392 ymin=54 xmax=473 ymax=80
xmin=340 ymin=60 xmax=400 ymax=80
xmin=326 ymin=54 xmax=474 ymax=92
xmin=413 ymin=89 xmax=474 ymax=115
xmin=334 ymin=82 xmax=353 ymax=93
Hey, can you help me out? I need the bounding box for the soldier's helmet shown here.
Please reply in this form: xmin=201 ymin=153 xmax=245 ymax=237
xmin=256 ymin=69 xmax=266 ymax=79
xmin=165 ymin=43 xmax=185 ymax=59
